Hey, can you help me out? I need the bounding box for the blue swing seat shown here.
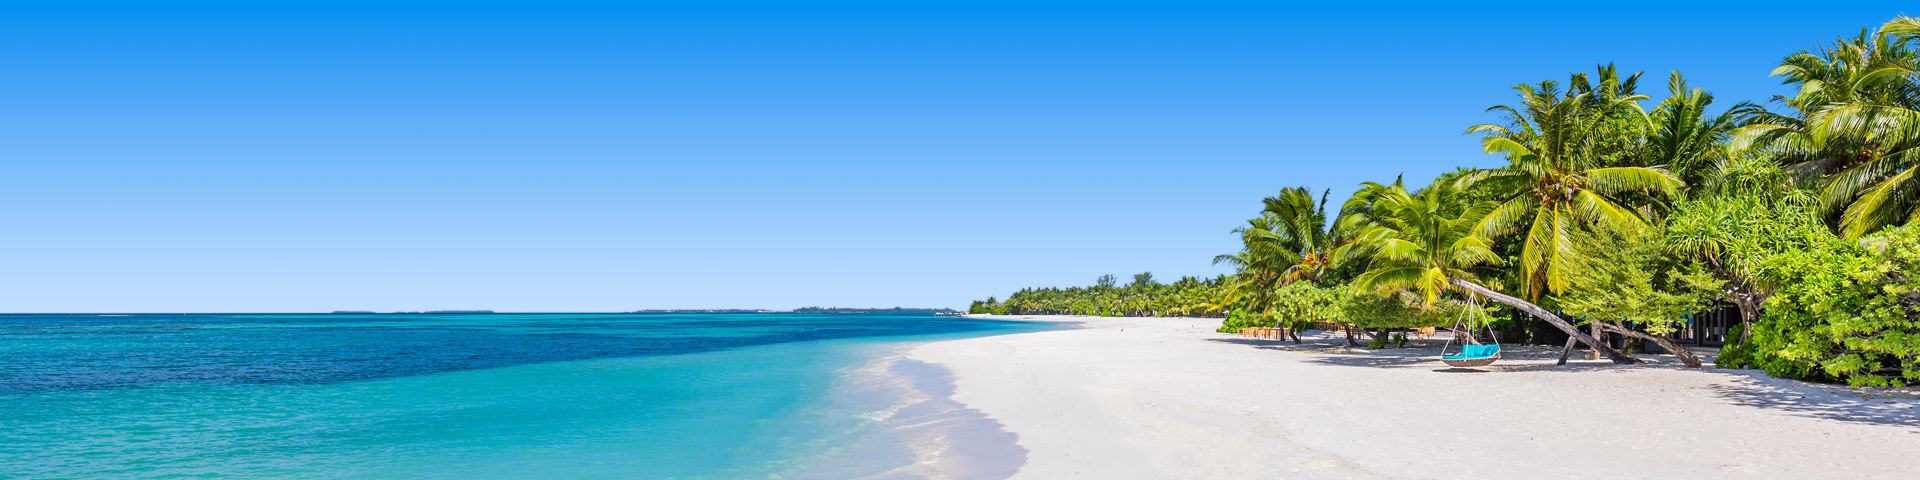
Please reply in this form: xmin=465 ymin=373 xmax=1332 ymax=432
xmin=1443 ymin=343 xmax=1501 ymax=360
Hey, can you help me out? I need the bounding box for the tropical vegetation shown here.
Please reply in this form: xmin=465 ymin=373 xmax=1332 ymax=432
xmin=970 ymin=15 xmax=1920 ymax=386
xmin=967 ymin=273 xmax=1232 ymax=318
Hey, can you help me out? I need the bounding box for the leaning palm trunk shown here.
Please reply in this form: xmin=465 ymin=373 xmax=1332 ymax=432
xmin=1597 ymin=322 xmax=1702 ymax=368
xmin=1449 ymin=278 xmax=1640 ymax=364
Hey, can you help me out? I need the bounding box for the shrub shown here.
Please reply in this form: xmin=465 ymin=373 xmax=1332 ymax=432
xmin=1216 ymin=310 xmax=1262 ymax=333
xmin=1749 ymin=224 xmax=1920 ymax=387
xmin=1715 ymin=323 xmax=1752 ymax=368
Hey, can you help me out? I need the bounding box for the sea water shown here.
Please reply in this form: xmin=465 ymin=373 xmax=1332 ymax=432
xmin=0 ymin=313 xmax=1058 ymax=479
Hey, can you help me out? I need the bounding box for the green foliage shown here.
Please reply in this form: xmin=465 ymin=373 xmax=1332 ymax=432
xmin=1464 ymin=64 xmax=1681 ymax=298
xmin=1559 ymin=224 xmax=1719 ymax=337
xmin=1748 ymin=224 xmax=1920 ymax=386
xmin=969 ymin=14 xmax=1920 ymax=388
xmin=1216 ymin=309 xmax=1262 ymax=333
xmin=967 ymin=298 xmax=996 ymax=314
xmin=1340 ymin=289 xmax=1442 ymax=330
xmin=1697 ymin=153 xmax=1795 ymax=200
xmin=1716 ymin=323 xmax=1753 ymax=368
xmin=1214 ymin=187 xmax=1349 ymax=315
xmin=1215 ymin=308 xmax=1313 ymax=333
xmin=972 ymin=275 xmax=1233 ymax=318
xmin=1644 ymin=72 xmax=1754 ymax=188
xmin=1663 ymin=185 xmax=1825 ymax=291
xmin=1347 ymin=176 xmax=1498 ymax=305
xmin=1269 ymin=281 xmax=1444 ymax=330
xmin=1731 ymin=17 xmax=1920 ymax=238
xmin=1267 ymin=282 xmax=1341 ymax=324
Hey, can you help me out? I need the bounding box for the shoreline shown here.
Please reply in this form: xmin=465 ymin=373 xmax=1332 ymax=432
xmin=910 ymin=314 xmax=1920 ymax=479
xmin=779 ymin=319 xmax=1077 ymax=479
xmin=860 ymin=354 xmax=1026 ymax=479
xmin=848 ymin=315 xmax=1085 ymax=478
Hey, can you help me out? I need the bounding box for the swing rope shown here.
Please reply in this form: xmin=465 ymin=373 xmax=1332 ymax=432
xmin=1439 ymin=293 xmax=1502 ymax=366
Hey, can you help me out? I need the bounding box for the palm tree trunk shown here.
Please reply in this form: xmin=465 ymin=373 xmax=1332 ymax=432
xmin=1597 ymin=322 xmax=1702 ymax=368
xmin=1448 ymin=278 xmax=1640 ymax=365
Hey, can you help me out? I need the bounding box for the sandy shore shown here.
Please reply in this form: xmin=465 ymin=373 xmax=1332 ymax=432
xmin=908 ymin=315 xmax=1920 ymax=479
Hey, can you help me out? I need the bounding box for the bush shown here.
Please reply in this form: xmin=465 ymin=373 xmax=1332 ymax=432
xmin=1216 ymin=282 xmax=1450 ymax=337
xmin=1215 ymin=309 xmax=1316 ymax=333
xmin=1216 ymin=310 xmax=1261 ymax=333
xmin=1715 ymin=323 xmax=1752 ymax=369
xmin=1748 ymin=224 xmax=1920 ymax=387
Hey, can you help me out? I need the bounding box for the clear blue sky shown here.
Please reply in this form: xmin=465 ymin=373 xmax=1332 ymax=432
xmin=2 ymin=1 xmax=1912 ymax=312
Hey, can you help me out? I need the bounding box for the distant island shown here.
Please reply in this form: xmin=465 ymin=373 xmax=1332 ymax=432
xmin=791 ymin=307 xmax=959 ymax=314
xmin=628 ymin=309 xmax=777 ymax=314
xmin=380 ymin=310 xmax=496 ymax=314
xmin=324 ymin=308 xmax=957 ymax=315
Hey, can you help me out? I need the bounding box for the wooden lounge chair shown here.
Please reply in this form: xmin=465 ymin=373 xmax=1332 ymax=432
xmin=1237 ymin=326 xmax=1292 ymax=340
xmin=1263 ymin=327 xmax=1290 ymax=340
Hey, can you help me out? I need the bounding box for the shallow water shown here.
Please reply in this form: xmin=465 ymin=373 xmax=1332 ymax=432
xmin=0 ymin=313 xmax=1055 ymax=478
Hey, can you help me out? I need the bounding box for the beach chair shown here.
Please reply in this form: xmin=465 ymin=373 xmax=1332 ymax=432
xmin=1438 ymin=294 xmax=1501 ymax=368
xmin=1265 ymin=326 xmax=1291 ymax=340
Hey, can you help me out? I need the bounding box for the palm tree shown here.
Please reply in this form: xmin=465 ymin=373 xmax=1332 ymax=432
xmin=1260 ymin=188 xmax=1338 ymax=284
xmin=1734 ymin=18 xmax=1920 ymax=238
xmin=1645 ymin=71 xmax=1759 ymax=190
xmin=1213 ymin=187 xmax=1344 ymax=312
xmin=1465 ymin=67 xmax=1684 ymax=298
xmin=1349 ymin=176 xmax=1638 ymax=364
xmin=1213 ymin=214 xmax=1292 ymax=313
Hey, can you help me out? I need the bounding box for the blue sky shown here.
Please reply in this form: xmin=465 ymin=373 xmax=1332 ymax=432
xmin=2 ymin=1 xmax=1913 ymax=312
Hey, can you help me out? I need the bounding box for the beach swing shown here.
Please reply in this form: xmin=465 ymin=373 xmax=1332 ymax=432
xmin=1439 ymin=295 xmax=1501 ymax=368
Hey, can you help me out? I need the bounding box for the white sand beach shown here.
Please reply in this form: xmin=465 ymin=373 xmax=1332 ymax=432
xmin=909 ymin=315 xmax=1920 ymax=480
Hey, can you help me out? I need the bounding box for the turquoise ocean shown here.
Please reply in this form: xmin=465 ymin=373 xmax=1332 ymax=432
xmin=0 ymin=313 xmax=1057 ymax=479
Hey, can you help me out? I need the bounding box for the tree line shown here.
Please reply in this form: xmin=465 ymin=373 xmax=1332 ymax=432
xmin=974 ymin=16 xmax=1920 ymax=386
xmin=968 ymin=272 xmax=1233 ymax=318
